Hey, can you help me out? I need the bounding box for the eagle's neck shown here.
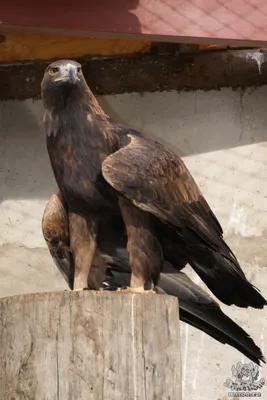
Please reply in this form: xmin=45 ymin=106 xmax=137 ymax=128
xmin=43 ymin=85 xmax=110 ymax=138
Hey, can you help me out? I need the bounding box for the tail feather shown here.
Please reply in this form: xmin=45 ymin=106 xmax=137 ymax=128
xmin=104 ymin=258 xmax=265 ymax=366
xmin=180 ymin=310 xmax=264 ymax=365
xmin=190 ymin=251 xmax=267 ymax=309
xmin=159 ymin=272 xmax=265 ymax=366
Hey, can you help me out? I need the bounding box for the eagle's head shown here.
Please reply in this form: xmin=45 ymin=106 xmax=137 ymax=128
xmin=41 ymin=60 xmax=87 ymax=111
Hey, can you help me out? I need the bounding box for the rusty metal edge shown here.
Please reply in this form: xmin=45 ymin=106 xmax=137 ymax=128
xmin=0 ymin=49 xmax=267 ymax=101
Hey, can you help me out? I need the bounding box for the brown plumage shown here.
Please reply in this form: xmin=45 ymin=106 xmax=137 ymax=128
xmin=42 ymin=188 xmax=265 ymax=365
xmin=41 ymin=59 xmax=266 ymax=308
xmin=42 ymin=189 xmax=106 ymax=290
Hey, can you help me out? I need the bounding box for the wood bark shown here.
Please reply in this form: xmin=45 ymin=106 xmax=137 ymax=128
xmin=0 ymin=291 xmax=181 ymax=400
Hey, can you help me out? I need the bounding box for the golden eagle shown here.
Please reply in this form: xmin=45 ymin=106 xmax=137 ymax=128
xmin=42 ymin=188 xmax=265 ymax=365
xmin=41 ymin=59 xmax=266 ymax=309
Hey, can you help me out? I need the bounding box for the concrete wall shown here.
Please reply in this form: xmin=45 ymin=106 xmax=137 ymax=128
xmin=0 ymin=88 xmax=267 ymax=399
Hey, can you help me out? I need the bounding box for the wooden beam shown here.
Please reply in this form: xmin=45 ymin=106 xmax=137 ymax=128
xmin=0 ymin=33 xmax=236 ymax=65
xmin=0 ymin=49 xmax=266 ymax=101
xmin=1 ymin=0 xmax=267 ymax=46
xmin=0 ymin=33 xmax=250 ymax=64
xmin=0 ymin=33 xmax=151 ymax=64
xmin=0 ymin=291 xmax=181 ymax=399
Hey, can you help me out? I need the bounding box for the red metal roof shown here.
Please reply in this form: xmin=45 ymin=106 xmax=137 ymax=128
xmin=1 ymin=0 xmax=267 ymax=46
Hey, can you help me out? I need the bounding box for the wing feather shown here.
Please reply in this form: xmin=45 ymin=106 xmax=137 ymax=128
xmin=102 ymin=134 xmax=227 ymax=256
xmin=102 ymin=133 xmax=267 ymax=309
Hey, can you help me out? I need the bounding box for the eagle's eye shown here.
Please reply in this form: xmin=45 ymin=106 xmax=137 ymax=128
xmin=49 ymin=67 xmax=59 ymax=76
xmin=77 ymin=66 xmax=82 ymax=74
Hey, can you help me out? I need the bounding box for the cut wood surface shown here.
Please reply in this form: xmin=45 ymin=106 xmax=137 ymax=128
xmin=0 ymin=33 xmax=151 ymax=63
xmin=0 ymin=290 xmax=181 ymax=400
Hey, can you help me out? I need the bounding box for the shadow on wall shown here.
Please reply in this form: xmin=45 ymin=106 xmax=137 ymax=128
xmin=0 ymin=87 xmax=267 ymax=202
xmin=100 ymin=87 xmax=267 ymax=158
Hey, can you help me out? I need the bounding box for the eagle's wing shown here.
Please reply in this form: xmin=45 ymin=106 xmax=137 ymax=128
xmin=102 ymin=134 xmax=233 ymax=262
xmin=42 ymin=189 xmax=74 ymax=289
xmin=102 ymin=133 xmax=266 ymax=308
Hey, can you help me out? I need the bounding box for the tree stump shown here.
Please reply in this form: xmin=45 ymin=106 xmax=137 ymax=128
xmin=0 ymin=291 xmax=181 ymax=399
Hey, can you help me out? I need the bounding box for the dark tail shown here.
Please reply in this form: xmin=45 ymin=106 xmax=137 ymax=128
xmin=103 ymin=255 xmax=265 ymax=366
xmin=189 ymin=249 xmax=267 ymax=309
xmin=159 ymin=271 xmax=265 ymax=366
xmin=158 ymin=221 xmax=267 ymax=309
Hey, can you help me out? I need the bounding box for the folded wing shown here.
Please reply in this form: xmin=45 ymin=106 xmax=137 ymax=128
xmin=102 ymin=133 xmax=266 ymax=308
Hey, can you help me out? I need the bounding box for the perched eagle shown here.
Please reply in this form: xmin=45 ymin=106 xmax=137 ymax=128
xmin=42 ymin=188 xmax=265 ymax=365
xmin=41 ymin=59 xmax=266 ymax=309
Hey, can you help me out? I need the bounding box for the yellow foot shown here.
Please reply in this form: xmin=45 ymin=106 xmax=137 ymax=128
xmin=116 ymin=286 xmax=156 ymax=294
xmin=73 ymin=288 xmax=88 ymax=291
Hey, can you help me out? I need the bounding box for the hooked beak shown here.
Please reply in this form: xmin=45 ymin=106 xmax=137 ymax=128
xmin=54 ymin=64 xmax=80 ymax=84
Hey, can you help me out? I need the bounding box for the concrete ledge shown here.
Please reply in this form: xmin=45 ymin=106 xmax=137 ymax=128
xmin=0 ymin=49 xmax=267 ymax=100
